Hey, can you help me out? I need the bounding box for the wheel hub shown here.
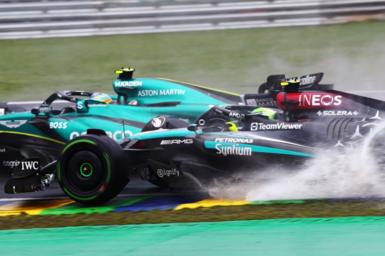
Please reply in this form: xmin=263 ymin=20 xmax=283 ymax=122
xmin=79 ymin=162 xmax=94 ymax=178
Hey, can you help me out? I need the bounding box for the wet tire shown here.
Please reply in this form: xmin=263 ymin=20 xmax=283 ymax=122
xmin=57 ymin=135 xmax=129 ymax=205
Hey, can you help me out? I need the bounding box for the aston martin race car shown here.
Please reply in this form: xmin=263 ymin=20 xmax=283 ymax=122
xmin=0 ymin=68 xmax=239 ymax=195
xmin=1 ymin=70 xmax=384 ymax=205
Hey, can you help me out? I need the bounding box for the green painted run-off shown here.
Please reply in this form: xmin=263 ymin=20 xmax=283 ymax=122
xmin=1 ymin=216 xmax=385 ymax=256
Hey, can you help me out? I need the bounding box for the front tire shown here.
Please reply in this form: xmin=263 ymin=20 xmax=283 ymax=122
xmin=148 ymin=176 xmax=169 ymax=189
xmin=57 ymin=135 xmax=129 ymax=205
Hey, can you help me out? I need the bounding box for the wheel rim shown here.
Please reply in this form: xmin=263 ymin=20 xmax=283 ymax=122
xmin=79 ymin=162 xmax=94 ymax=177
xmin=62 ymin=150 xmax=106 ymax=197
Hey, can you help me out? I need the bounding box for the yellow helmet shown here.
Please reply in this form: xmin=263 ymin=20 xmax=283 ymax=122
xmin=226 ymin=122 xmax=239 ymax=132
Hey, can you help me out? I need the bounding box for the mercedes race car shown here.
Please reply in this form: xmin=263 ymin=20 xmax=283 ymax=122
xmin=1 ymin=70 xmax=384 ymax=204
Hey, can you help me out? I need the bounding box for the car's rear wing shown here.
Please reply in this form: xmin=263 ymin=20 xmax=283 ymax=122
xmin=258 ymin=72 xmax=333 ymax=93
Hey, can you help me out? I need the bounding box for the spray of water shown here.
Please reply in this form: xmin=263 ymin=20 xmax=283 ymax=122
xmin=208 ymin=121 xmax=385 ymax=201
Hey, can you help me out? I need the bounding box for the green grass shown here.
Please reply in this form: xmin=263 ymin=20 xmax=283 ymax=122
xmin=0 ymin=21 xmax=384 ymax=101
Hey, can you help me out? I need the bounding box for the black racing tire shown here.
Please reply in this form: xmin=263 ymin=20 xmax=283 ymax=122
xmin=148 ymin=176 xmax=169 ymax=189
xmin=56 ymin=135 xmax=129 ymax=205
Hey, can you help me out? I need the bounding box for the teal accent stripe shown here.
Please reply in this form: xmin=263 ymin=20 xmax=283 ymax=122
xmin=131 ymin=128 xmax=195 ymax=141
xmin=204 ymin=141 xmax=314 ymax=158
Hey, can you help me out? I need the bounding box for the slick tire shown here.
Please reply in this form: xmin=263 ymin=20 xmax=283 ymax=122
xmin=57 ymin=135 xmax=129 ymax=205
xmin=148 ymin=176 xmax=169 ymax=189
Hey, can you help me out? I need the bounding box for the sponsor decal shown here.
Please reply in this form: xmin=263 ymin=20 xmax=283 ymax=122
xmin=0 ymin=148 xmax=5 ymax=153
xmin=138 ymin=89 xmax=185 ymax=97
xmin=21 ymin=160 xmax=40 ymax=171
xmin=317 ymin=110 xmax=359 ymax=117
xmin=156 ymin=168 xmax=180 ymax=178
xmin=215 ymin=144 xmax=252 ymax=157
xmin=215 ymin=137 xmax=253 ymax=144
xmin=151 ymin=117 xmax=165 ymax=128
xmin=76 ymin=101 xmax=85 ymax=110
xmin=2 ymin=160 xmax=20 ymax=168
xmin=229 ymin=111 xmax=245 ymax=119
xmin=250 ymin=122 xmax=303 ymax=131
xmin=115 ymin=80 xmax=143 ymax=89
xmin=49 ymin=121 xmax=68 ymax=129
xmin=334 ymin=140 xmax=345 ymax=148
xmin=160 ymin=139 xmax=193 ymax=145
xmin=2 ymin=159 xmax=40 ymax=171
xmin=351 ymin=125 xmax=363 ymax=139
xmin=70 ymin=130 xmax=133 ymax=141
xmin=300 ymin=75 xmax=316 ymax=85
xmin=0 ymin=120 xmax=27 ymax=129
xmin=299 ymin=94 xmax=342 ymax=107
xmin=370 ymin=110 xmax=382 ymax=120
xmin=245 ymin=98 xmax=276 ymax=107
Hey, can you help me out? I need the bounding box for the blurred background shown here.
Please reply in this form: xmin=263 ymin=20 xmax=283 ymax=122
xmin=0 ymin=0 xmax=384 ymax=100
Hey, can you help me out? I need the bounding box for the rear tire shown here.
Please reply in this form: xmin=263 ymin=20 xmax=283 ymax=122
xmin=148 ymin=176 xmax=169 ymax=189
xmin=56 ymin=135 xmax=129 ymax=205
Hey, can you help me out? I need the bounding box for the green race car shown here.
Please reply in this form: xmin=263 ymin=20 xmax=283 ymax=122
xmin=0 ymin=67 xmax=239 ymax=202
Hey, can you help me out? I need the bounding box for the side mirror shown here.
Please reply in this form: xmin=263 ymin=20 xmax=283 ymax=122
xmin=187 ymin=124 xmax=198 ymax=132
xmin=31 ymin=108 xmax=39 ymax=115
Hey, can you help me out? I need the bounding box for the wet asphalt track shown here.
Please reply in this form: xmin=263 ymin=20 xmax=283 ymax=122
xmin=0 ymin=175 xmax=183 ymax=201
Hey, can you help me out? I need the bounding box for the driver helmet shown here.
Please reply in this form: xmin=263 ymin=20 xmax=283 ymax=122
xmin=226 ymin=121 xmax=239 ymax=132
xmin=252 ymin=107 xmax=277 ymax=120
xmin=90 ymin=92 xmax=113 ymax=104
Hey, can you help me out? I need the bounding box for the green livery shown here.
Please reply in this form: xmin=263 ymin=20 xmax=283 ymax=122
xmin=0 ymin=69 xmax=239 ymax=146
xmin=3 ymin=69 xmax=381 ymax=205
xmin=0 ymin=68 xmax=241 ymax=203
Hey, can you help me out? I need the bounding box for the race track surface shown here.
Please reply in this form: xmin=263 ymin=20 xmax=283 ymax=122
xmin=0 ymin=175 xmax=168 ymax=199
